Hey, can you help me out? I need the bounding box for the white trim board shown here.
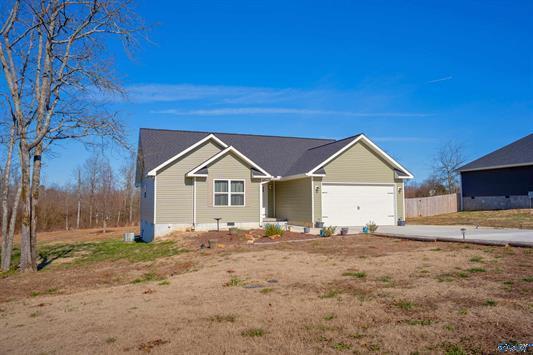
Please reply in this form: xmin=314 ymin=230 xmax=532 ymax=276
xmin=187 ymin=146 xmax=272 ymax=178
xmin=307 ymin=134 xmax=414 ymax=179
xmin=147 ymin=134 xmax=228 ymax=176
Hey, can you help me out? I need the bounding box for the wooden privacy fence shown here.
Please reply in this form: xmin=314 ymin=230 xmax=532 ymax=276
xmin=406 ymin=193 xmax=460 ymax=218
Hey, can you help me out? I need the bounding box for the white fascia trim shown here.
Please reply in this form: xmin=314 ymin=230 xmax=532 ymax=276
xmin=459 ymin=162 xmax=532 ymax=172
xmin=147 ymin=134 xmax=228 ymax=176
xmin=307 ymin=134 xmax=414 ymax=179
xmin=186 ymin=146 xmax=273 ymax=178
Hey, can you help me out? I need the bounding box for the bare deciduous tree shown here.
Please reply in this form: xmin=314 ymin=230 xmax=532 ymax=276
xmin=433 ymin=141 xmax=465 ymax=194
xmin=0 ymin=0 xmax=141 ymax=271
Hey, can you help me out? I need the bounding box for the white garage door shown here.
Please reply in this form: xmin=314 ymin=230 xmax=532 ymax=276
xmin=321 ymin=184 xmax=396 ymax=226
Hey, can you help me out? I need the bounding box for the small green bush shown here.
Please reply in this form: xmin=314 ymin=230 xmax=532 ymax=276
xmin=264 ymin=224 xmax=285 ymax=237
xmin=322 ymin=226 xmax=337 ymax=237
xmin=366 ymin=221 xmax=378 ymax=233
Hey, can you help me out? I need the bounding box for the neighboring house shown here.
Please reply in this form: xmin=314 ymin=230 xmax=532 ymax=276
xmin=136 ymin=128 xmax=413 ymax=241
xmin=459 ymin=133 xmax=533 ymax=211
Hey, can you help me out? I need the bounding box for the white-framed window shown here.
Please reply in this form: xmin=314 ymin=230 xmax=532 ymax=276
xmin=214 ymin=179 xmax=245 ymax=206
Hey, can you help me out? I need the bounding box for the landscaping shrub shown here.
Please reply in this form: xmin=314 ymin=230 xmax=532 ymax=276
xmin=264 ymin=223 xmax=285 ymax=237
xmin=366 ymin=221 xmax=378 ymax=233
xmin=322 ymin=226 xmax=337 ymax=237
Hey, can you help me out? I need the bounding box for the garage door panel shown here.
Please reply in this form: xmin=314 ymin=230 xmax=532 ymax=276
xmin=322 ymin=184 xmax=395 ymax=226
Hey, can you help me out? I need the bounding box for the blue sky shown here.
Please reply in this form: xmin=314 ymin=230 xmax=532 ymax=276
xmin=43 ymin=0 xmax=533 ymax=186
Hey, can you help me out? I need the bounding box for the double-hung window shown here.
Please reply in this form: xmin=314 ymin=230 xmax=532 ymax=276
xmin=214 ymin=179 xmax=245 ymax=206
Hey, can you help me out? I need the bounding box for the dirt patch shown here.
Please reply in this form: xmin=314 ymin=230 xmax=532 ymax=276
xmin=179 ymin=228 xmax=324 ymax=249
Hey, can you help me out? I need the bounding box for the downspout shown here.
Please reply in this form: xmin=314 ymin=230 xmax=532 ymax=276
xmin=193 ymin=177 xmax=197 ymax=228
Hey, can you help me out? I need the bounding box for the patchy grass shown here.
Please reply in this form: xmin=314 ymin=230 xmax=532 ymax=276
xmin=405 ymin=319 xmax=432 ymax=326
xmin=377 ymin=275 xmax=392 ymax=283
xmin=342 ymin=271 xmax=367 ymax=278
xmin=323 ymin=313 xmax=336 ymax=321
xmin=466 ymin=267 xmax=486 ymax=273
xmin=484 ymin=299 xmax=497 ymax=307
xmin=333 ymin=342 xmax=352 ymax=351
xmin=224 ymin=276 xmax=245 ymax=287
xmin=407 ymin=209 xmax=533 ymax=229
xmin=259 ymin=287 xmax=273 ymax=294
xmin=523 ymin=276 xmax=533 ymax=282
xmin=1 ymin=230 xmax=532 ymax=354
xmin=209 ymin=314 xmax=236 ymax=323
xmin=469 ymin=256 xmax=484 ymax=263
xmin=319 ymin=289 xmax=341 ymax=299
xmin=105 ymin=337 xmax=117 ymax=344
xmin=131 ymin=272 xmax=164 ymax=284
xmin=443 ymin=343 xmax=467 ymax=355
xmin=8 ymin=240 xmax=187 ymax=272
xmin=396 ymin=300 xmax=414 ymax=311
xmin=241 ymin=328 xmax=265 ymax=337
xmin=30 ymin=288 xmax=60 ymax=297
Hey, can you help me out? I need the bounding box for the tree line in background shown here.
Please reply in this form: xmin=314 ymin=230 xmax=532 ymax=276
xmin=405 ymin=141 xmax=465 ymax=198
xmin=36 ymin=154 xmax=139 ymax=232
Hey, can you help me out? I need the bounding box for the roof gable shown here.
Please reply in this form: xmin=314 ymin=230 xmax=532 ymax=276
xmin=187 ymin=146 xmax=271 ymax=178
xmin=459 ymin=134 xmax=533 ymax=171
xmin=138 ymin=128 xmax=413 ymax=180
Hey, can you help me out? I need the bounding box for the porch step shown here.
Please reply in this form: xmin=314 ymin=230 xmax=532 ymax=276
xmin=263 ymin=217 xmax=281 ymax=222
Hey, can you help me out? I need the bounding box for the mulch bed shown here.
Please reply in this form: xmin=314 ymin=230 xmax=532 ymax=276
xmin=185 ymin=229 xmax=322 ymax=248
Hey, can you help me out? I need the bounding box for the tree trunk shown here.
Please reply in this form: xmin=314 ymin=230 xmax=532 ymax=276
xmin=76 ymin=169 xmax=81 ymax=229
xmin=2 ymin=184 xmax=22 ymax=271
xmin=1 ymin=125 xmax=18 ymax=271
xmin=128 ymin=189 xmax=134 ymax=225
xmin=19 ymin=147 xmax=34 ymax=272
xmin=30 ymin=144 xmax=43 ymax=267
xmin=89 ymin=204 xmax=93 ymax=228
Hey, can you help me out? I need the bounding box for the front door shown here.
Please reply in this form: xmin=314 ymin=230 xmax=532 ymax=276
xmin=261 ymin=184 xmax=268 ymax=219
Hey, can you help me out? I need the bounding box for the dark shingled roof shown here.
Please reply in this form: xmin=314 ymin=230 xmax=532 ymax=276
xmin=138 ymin=128 xmax=409 ymax=178
xmin=459 ymin=134 xmax=533 ymax=171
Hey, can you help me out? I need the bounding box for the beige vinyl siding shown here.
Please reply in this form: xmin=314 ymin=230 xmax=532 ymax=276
xmin=155 ymin=141 xmax=222 ymax=224
xmin=275 ymin=178 xmax=312 ymax=226
xmin=196 ymin=152 xmax=260 ymax=224
xmin=312 ymin=177 xmax=322 ymax=224
xmin=140 ymin=177 xmax=154 ymax=223
xmin=319 ymin=141 xmax=405 ymax=222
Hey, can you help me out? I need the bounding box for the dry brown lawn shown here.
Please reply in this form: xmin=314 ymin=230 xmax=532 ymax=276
xmin=407 ymin=208 xmax=533 ymax=229
xmin=0 ymin=229 xmax=532 ymax=354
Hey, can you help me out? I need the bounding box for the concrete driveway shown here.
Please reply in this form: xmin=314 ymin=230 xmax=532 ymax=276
xmin=376 ymin=225 xmax=533 ymax=246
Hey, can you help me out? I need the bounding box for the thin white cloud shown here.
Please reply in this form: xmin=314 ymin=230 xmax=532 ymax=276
xmin=117 ymin=84 xmax=305 ymax=104
xmin=427 ymin=76 xmax=453 ymax=84
xmin=151 ymin=107 xmax=430 ymax=117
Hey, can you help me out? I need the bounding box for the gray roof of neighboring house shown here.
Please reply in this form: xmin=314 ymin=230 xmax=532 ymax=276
xmin=138 ymin=128 xmax=407 ymax=178
xmin=459 ymin=133 xmax=533 ymax=171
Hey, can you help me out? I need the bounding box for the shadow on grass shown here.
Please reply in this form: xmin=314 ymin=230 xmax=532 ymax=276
xmin=4 ymin=238 xmax=186 ymax=272
xmin=37 ymin=247 xmax=75 ymax=270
